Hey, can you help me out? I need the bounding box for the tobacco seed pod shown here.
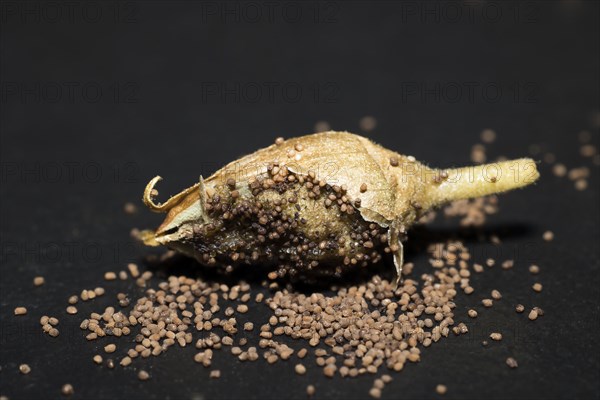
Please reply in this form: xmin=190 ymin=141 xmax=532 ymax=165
xmin=142 ymin=131 xmax=539 ymax=286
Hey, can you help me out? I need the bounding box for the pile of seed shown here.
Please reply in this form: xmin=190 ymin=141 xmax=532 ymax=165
xmin=6 ymin=129 xmax=556 ymax=399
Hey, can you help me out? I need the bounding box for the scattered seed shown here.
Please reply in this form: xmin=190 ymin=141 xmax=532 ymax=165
xmin=138 ymin=370 xmax=150 ymax=381
xmin=467 ymin=309 xmax=478 ymax=318
xmin=33 ymin=276 xmax=45 ymax=286
xmin=306 ymin=385 xmax=316 ymax=396
xmin=14 ymin=307 xmax=27 ymax=316
xmin=506 ymin=357 xmax=518 ymax=368
xmin=528 ymin=309 xmax=539 ymax=321
xmin=436 ymin=384 xmax=447 ymax=395
xmin=369 ymin=388 xmax=382 ymax=398
xmin=359 ymin=116 xmax=377 ymax=132
xmin=104 ymin=272 xmax=117 ymax=280
xmin=532 ymin=283 xmax=543 ymax=292
xmin=491 ymin=290 xmax=502 ymax=300
xmin=482 ymin=299 xmax=493 ymax=308
xmin=210 ymin=370 xmax=221 ymax=379
xmin=124 ymin=202 xmax=137 ymax=214
xmin=295 ymin=364 xmax=307 ymax=375
xmin=19 ymin=364 xmax=31 ymax=374
xmin=552 ymin=163 xmax=567 ymax=177
xmin=66 ymin=306 xmax=78 ymax=315
xmin=516 ymin=304 xmax=525 ymax=313
xmin=61 ymin=384 xmax=74 ymax=396
xmin=104 ymin=344 xmax=117 ymax=353
xmin=529 ymin=265 xmax=540 ymax=274
xmin=93 ymin=355 xmax=103 ymax=365
xmin=543 ymin=231 xmax=554 ymax=241
xmin=127 ymin=263 xmax=140 ymax=278
xmin=481 ymin=129 xmax=496 ymax=144
xmin=490 ymin=333 xmax=503 ymax=341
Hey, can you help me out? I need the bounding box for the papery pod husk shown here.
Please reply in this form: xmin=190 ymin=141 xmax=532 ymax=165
xmin=142 ymin=131 xmax=539 ymax=286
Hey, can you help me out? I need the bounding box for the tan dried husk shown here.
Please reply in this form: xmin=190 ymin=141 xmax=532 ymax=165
xmin=141 ymin=131 xmax=539 ymax=285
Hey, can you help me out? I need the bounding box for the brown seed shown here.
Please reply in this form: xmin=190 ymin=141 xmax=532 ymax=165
xmin=68 ymin=295 xmax=78 ymax=305
xmin=389 ymin=156 xmax=399 ymax=167
xmin=359 ymin=116 xmax=377 ymax=132
xmin=529 ymin=265 xmax=540 ymax=274
xmin=104 ymin=344 xmax=117 ymax=353
xmin=515 ymin=304 xmax=525 ymax=313
xmin=210 ymin=370 xmax=221 ymax=379
xmin=33 ymin=276 xmax=45 ymax=286
xmin=14 ymin=307 xmax=27 ymax=316
xmin=491 ymin=290 xmax=502 ymax=300
xmin=104 ymin=271 xmax=117 ymax=280
xmin=467 ymin=309 xmax=478 ymax=318
xmin=306 ymin=385 xmax=316 ymax=396
xmin=124 ymin=202 xmax=137 ymax=214
xmin=532 ymin=283 xmax=543 ymax=292
xmin=275 ymin=137 xmax=285 ymax=145
xmin=480 ymin=129 xmax=496 ymax=144
xmin=482 ymin=299 xmax=493 ymax=308
xmin=19 ymin=364 xmax=31 ymax=374
xmin=369 ymin=388 xmax=382 ymax=398
xmin=295 ymin=364 xmax=307 ymax=375
xmin=138 ymin=370 xmax=150 ymax=381
xmin=127 ymin=263 xmax=140 ymax=278
xmin=490 ymin=332 xmax=503 ymax=341
xmin=552 ymin=163 xmax=567 ymax=177
xmin=436 ymin=384 xmax=447 ymax=395
xmin=93 ymin=355 xmax=103 ymax=365
xmin=323 ymin=364 xmax=336 ymax=378
xmin=236 ymin=304 xmax=249 ymax=313
xmin=49 ymin=328 xmax=60 ymax=337
xmin=528 ymin=309 xmax=539 ymax=321
xmin=66 ymin=306 xmax=77 ymax=315
xmin=542 ymin=231 xmax=554 ymax=241
xmin=506 ymin=357 xmax=518 ymax=368
xmin=61 ymin=384 xmax=74 ymax=396
xmin=360 ymin=183 xmax=368 ymax=193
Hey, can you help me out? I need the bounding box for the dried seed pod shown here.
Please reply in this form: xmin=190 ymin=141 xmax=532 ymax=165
xmin=142 ymin=132 xmax=539 ymax=285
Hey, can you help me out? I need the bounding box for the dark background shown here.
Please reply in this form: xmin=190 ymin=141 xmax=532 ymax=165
xmin=1 ymin=1 xmax=598 ymax=399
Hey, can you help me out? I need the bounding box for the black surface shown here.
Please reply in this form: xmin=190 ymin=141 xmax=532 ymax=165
xmin=1 ymin=1 xmax=599 ymax=399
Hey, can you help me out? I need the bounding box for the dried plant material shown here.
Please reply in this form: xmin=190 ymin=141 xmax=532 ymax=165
xmin=142 ymin=132 xmax=539 ymax=285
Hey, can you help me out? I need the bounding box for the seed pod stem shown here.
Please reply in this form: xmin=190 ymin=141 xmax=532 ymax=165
xmin=425 ymin=158 xmax=539 ymax=208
